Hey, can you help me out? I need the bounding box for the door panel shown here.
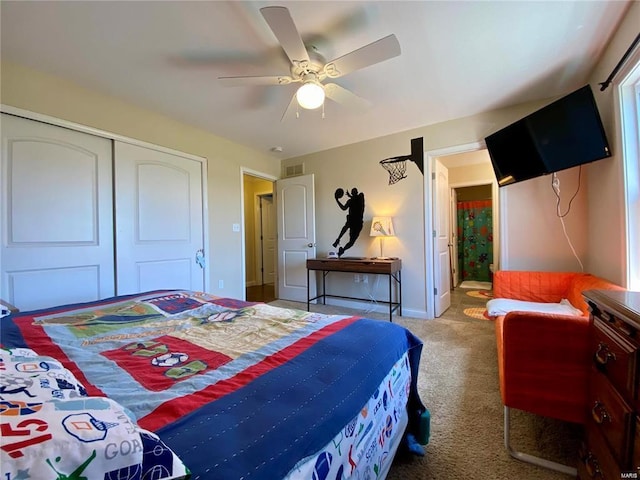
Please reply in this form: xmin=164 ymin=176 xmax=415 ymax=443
xmin=1 ymin=114 xmax=114 ymax=311
xmin=137 ymin=164 xmax=191 ymax=241
xmin=276 ymin=174 xmax=316 ymax=301
xmin=8 ymin=267 xmax=101 ymax=311
xmin=433 ymin=159 xmax=451 ymax=316
xmin=261 ymin=194 xmax=276 ymax=285
xmin=115 ymin=141 xmax=204 ymax=294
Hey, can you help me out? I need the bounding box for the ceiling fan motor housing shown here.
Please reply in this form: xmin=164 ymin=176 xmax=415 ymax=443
xmin=290 ymin=46 xmax=327 ymax=80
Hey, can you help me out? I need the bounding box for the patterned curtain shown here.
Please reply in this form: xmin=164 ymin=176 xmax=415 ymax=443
xmin=457 ymin=200 xmax=493 ymax=282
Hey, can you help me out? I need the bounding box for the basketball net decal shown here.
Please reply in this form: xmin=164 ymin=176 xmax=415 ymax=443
xmin=379 ymin=137 xmax=424 ymax=185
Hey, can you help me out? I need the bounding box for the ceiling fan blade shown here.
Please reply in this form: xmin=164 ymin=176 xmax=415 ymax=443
xmin=324 ymin=34 xmax=401 ymax=78
xmin=324 ymin=83 xmax=371 ymax=110
xmin=218 ymin=75 xmax=293 ymax=86
xmin=260 ymin=6 xmax=310 ymax=65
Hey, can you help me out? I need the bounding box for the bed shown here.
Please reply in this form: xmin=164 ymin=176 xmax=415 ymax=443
xmin=1 ymin=290 xmax=425 ymax=479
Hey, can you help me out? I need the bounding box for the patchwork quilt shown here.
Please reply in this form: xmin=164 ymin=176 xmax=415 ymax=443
xmin=1 ymin=290 xmax=425 ymax=479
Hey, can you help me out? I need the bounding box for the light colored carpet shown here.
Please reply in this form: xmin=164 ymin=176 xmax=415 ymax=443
xmin=270 ymin=290 xmax=581 ymax=480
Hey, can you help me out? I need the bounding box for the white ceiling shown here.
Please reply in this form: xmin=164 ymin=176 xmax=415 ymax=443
xmin=0 ymin=1 xmax=631 ymax=160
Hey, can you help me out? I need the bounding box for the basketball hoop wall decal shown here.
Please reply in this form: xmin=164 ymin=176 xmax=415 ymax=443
xmin=380 ymin=137 xmax=424 ymax=185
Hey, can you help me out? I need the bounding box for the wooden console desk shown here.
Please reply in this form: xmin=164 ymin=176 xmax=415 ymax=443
xmin=306 ymin=257 xmax=401 ymax=321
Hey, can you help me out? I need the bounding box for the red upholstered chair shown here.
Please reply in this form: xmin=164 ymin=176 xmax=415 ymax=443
xmin=492 ymin=270 xmax=623 ymax=474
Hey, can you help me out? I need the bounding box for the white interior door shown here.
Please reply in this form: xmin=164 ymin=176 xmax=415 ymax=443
xmin=0 ymin=114 xmax=115 ymax=311
xmin=433 ymin=159 xmax=451 ymax=316
xmin=115 ymin=141 xmax=205 ymax=294
xmin=276 ymin=174 xmax=316 ymax=302
xmin=261 ymin=194 xmax=276 ymax=285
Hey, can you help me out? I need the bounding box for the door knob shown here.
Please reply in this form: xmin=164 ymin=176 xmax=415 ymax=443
xmin=307 ymin=243 xmax=316 ymax=248
xmin=195 ymin=249 xmax=205 ymax=269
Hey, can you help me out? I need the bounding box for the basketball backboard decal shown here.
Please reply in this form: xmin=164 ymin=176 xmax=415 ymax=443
xmin=380 ymin=137 xmax=424 ymax=185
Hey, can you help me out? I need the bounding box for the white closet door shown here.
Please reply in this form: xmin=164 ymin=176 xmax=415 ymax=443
xmin=114 ymin=141 xmax=205 ymax=294
xmin=0 ymin=114 xmax=115 ymax=311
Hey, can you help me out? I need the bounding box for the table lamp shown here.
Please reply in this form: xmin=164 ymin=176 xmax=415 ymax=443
xmin=370 ymin=216 xmax=395 ymax=259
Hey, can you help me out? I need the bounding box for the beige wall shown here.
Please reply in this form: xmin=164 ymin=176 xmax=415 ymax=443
xmin=585 ymin=1 xmax=639 ymax=286
xmin=0 ymin=61 xmax=280 ymax=299
xmin=499 ymin=167 xmax=588 ymax=271
xmin=448 ymin=161 xmax=494 ymax=186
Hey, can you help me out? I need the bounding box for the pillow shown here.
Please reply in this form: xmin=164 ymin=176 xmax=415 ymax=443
xmin=486 ymin=298 xmax=583 ymax=317
xmin=1 ymin=347 xmax=190 ymax=480
xmin=0 ymin=351 xmax=88 ymax=400
xmin=0 ymin=397 xmax=190 ymax=480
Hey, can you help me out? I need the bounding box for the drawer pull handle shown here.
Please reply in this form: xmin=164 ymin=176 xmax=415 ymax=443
xmin=591 ymin=401 xmax=610 ymax=424
xmin=594 ymin=342 xmax=616 ymax=366
xmin=584 ymin=452 xmax=603 ymax=478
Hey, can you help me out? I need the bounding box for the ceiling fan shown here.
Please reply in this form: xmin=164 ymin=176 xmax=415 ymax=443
xmin=218 ymin=6 xmax=401 ymax=119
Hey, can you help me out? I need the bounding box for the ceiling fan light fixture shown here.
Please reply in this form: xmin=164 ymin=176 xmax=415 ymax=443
xmin=296 ymin=79 xmax=325 ymax=110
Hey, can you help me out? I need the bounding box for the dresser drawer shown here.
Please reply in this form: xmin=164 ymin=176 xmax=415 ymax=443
xmin=592 ymin=318 xmax=638 ymax=401
xmin=588 ymin=369 xmax=634 ymax=466
xmin=579 ymin=427 xmax=622 ymax=480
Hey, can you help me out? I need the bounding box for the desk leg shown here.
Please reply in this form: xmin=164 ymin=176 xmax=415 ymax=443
xmin=399 ymin=270 xmax=402 ymax=316
xmin=322 ymin=271 xmax=327 ymax=305
xmin=306 ymin=268 xmax=310 ymax=312
xmin=388 ymin=273 xmax=392 ymax=322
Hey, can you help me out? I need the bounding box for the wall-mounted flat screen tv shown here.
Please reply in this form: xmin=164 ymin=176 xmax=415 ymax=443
xmin=485 ymin=85 xmax=611 ymax=187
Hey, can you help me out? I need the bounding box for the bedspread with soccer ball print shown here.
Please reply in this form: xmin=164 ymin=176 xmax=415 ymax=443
xmin=1 ymin=290 xmax=424 ymax=480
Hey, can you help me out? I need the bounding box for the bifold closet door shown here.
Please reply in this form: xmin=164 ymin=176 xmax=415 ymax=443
xmin=114 ymin=141 xmax=205 ymax=294
xmin=0 ymin=114 xmax=115 ymax=311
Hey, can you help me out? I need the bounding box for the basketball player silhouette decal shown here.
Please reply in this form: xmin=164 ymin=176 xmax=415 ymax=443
xmin=332 ymin=187 xmax=365 ymax=257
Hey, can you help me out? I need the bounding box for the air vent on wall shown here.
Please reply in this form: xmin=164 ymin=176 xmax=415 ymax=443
xmin=283 ymin=163 xmax=304 ymax=178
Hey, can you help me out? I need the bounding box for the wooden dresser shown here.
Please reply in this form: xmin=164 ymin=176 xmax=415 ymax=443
xmin=579 ymin=289 xmax=640 ymax=479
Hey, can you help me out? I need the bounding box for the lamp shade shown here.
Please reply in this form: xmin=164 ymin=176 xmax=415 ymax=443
xmin=296 ymin=81 xmax=325 ymax=109
xmin=370 ymin=216 xmax=395 ymax=237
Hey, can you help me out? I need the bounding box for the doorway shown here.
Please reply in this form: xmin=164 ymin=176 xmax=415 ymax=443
xmin=242 ymin=171 xmax=276 ymax=303
xmin=425 ymin=144 xmax=499 ymax=318
xmin=452 ymin=184 xmax=494 ymax=287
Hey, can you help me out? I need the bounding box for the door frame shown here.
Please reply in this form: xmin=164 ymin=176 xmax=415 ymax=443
xmin=0 ymin=104 xmax=210 ymax=293
xmin=424 ymin=141 xmax=499 ymax=318
xmin=240 ymin=167 xmax=277 ymax=299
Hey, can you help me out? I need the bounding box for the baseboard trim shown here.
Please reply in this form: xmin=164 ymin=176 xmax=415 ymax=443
xmin=315 ymin=297 xmax=429 ymax=319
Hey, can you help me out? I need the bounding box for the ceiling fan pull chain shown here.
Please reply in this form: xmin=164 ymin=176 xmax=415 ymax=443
xmin=322 ymin=102 xmax=325 ymax=120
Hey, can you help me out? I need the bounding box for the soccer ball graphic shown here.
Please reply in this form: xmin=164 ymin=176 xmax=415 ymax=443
xmin=151 ymin=353 xmax=188 ymax=368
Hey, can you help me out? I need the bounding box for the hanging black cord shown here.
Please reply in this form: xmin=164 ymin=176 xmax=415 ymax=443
xmin=599 ymin=32 xmax=640 ymax=91
xmin=552 ymin=166 xmax=582 ymax=218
